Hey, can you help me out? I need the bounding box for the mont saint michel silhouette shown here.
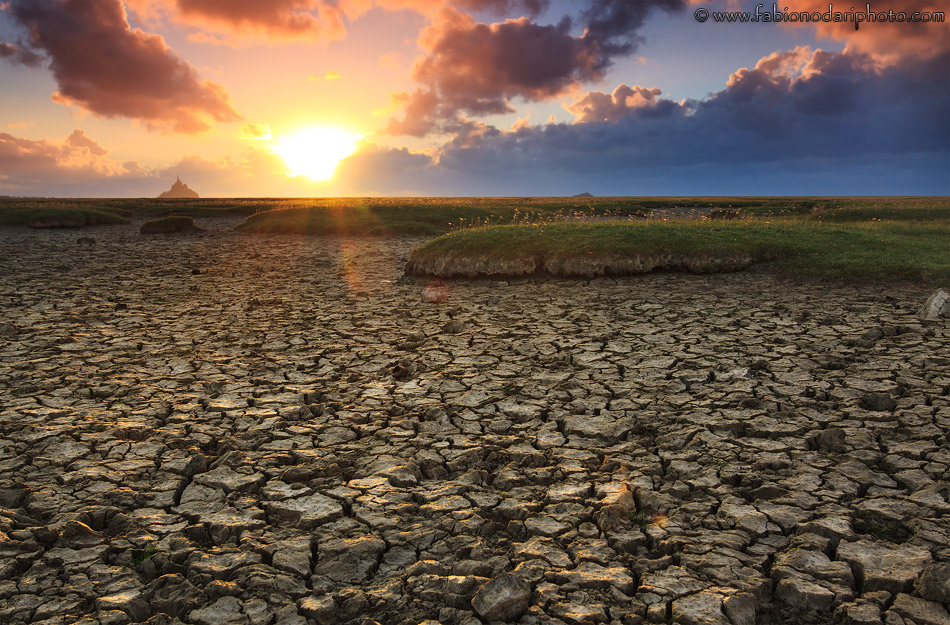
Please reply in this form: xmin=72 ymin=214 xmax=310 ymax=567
xmin=158 ymin=176 xmax=199 ymax=199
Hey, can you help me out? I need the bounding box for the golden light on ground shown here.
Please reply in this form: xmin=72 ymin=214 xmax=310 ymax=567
xmin=274 ymin=126 xmax=362 ymax=181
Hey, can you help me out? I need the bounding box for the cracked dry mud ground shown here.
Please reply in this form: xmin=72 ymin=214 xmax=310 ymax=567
xmin=1 ymin=220 xmax=948 ymax=625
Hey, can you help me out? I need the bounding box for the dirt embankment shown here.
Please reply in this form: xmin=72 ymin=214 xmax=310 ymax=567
xmin=405 ymin=251 xmax=756 ymax=278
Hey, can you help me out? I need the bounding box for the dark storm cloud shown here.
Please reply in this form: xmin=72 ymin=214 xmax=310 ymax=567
xmin=4 ymin=0 xmax=241 ymax=133
xmin=581 ymin=0 xmax=685 ymax=64
xmin=427 ymin=47 xmax=949 ymax=191
xmin=388 ymin=0 xmax=689 ymax=136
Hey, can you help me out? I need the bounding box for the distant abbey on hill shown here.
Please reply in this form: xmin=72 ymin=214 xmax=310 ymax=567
xmin=158 ymin=176 xmax=199 ymax=199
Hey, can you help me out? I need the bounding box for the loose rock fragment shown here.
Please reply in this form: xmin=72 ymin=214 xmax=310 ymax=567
xmin=422 ymin=279 xmax=449 ymax=303
xmin=859 ymin=393 xmax=897 ymax=412
xmin=919 ymin=289 xmax=950 ymax=320
xmin=470 ymin=573 xmax=531 ymax=621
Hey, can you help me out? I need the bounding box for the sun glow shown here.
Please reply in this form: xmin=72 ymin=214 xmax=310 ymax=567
xmin=274 ymin=126 xmax=362 ymax=181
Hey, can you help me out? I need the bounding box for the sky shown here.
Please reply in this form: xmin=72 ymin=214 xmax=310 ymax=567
xmin=0 ymin=0 xmax=947 ymax=197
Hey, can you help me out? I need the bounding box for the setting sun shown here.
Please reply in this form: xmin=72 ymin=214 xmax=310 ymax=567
xmin=274 ymin=126 xmax=362 ymax=181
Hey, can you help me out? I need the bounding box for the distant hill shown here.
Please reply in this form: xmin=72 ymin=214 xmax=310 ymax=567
xmin=572 ymin=192 xmax=594 ymax=197
xmin=158 ymin=176 xmax=199 ymax=199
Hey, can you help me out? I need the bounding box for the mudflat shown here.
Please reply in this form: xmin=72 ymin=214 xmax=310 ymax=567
xmin=1 ymin=220 xmax=947 ymax=625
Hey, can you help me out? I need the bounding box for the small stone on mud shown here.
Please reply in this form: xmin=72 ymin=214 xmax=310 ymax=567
xmin=422 ymin=279 xmax=449 ymax=303
xmin=442 ymin=319 xmax=465 ymax=334
xmin=471 ymin=573 xmax=531 ymax=621
xmin=919 ymin=289 xmax=949 ymax=320
xmin=860 ymin=393 xmax=897 ymax=412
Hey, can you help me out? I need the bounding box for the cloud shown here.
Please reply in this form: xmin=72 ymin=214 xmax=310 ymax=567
xmin=778 ymin=0 xmax=948 ymax=60
xmin=0 ymin=130 xmax=128 ymax=189
xmin=335 ymin=142 xmax=438 ymax=194
xmin=581 ymin=0 xmax=685 ymax=60
xmin=565 ymin=84 xmax=668 ymax=123
xmin=386 ymin=10 xmax=597 ymax=135
xmin=65 ymin=130 xmax=108 ymax=156
xmin=172 ymin=0 xmax=349 ymax=41
xmin=0 ymin=41 xmax=43 ymax=67
xmin=427 ymin=46 xmax=949 ymax=192
xmin=454 ymin=0 xmax=550 ymax=17
xmin=4 ymin=0 xmax=241 ymax=133
xmin=241 ymin=123 xmax=273 ymax=141
xmin=383 ymin=0 xmax=942 ymax=137
xmin=386 ymin=88 xmax=443 ymax=136
xmin=386 ymin=0 xmax=688 ymax=135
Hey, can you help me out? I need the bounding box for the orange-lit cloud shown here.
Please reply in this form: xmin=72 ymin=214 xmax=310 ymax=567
xmin=126 ymin=0 xmax=425 ymax=43
xmin=566 ymin=84 xmax=665 ymax=123
xmin=0 ymin=130 xmax=128 ymax=182
xmin=4 ymin=0 xmax=241 ymax=133
xmin=65 ymin=129 xmax=108 ymax=156
xmin=387 ymin=0 xmax=689 ymax=135
xmin=387 ymin=9 xmax=599 ymax=135
xmin=174 ymin=0 xmax=349 ymax=41
xmin=780 ymin=0 xmax=948 ymax=60
xmin=241 ymin=123 xmax=273 ymax=141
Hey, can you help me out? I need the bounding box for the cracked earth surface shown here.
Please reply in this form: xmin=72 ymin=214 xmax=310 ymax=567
xmin=1 ymin=220 xmax=948 ymax=625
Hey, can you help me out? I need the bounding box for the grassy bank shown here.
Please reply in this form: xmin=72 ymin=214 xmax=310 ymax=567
xmin=0 ymin=202 xmax=131 ymax=228
xmin=0 ymin=198 xmax=266 ymax=226
xmin=406 ymin=216 xmax=950 ymax=283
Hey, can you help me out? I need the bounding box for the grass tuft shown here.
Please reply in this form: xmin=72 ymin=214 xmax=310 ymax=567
xmin=0 ymin=203 xmax=130 ymax=228
xmin=140 ymin=215 xmax=202 ymax=234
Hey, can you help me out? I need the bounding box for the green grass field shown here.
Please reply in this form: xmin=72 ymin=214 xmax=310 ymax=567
xmin=407 ymin=219 xmax=950 ymax=283
xmin=403 ymin=197 xmax=950 ymax=283
xmin=0 ymin=198 xmax=265 ymax=226
xmin=0 ymin=200 xmax=131 ymax=227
